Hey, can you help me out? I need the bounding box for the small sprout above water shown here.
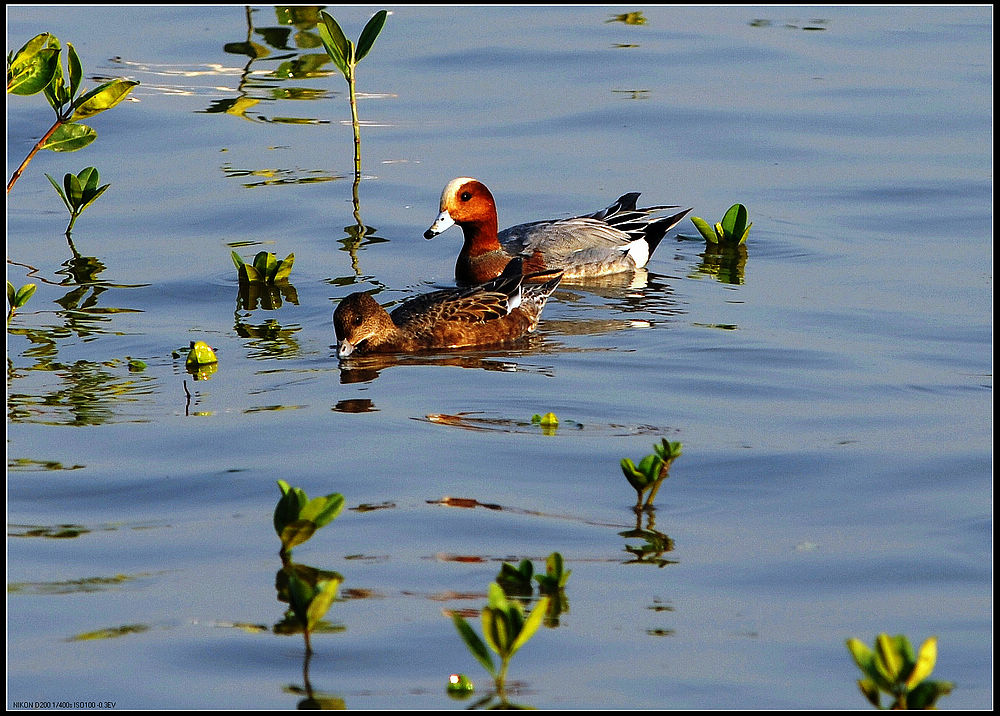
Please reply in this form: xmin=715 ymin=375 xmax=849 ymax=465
xmin=45 ymin=166 xmax=110 ymax=235
xmin=7 ymin=281 xmax=37 ymax=321
xmin=620 ymin=439 xmax=682 ymax=511
xmin=452 ymin=582 xmax=550 ymax=706
xmin=690 ymin=203 xmax=753 ymax=245
xmin=534 ymin=551 xmax=572 ymax=595
xmin=846 ymin=633 xmax=953 ymax=710
xmin=273 ymin=480 xmax=345 ymax=557
xmin=232 ymin=250 xmax=294 ymax=285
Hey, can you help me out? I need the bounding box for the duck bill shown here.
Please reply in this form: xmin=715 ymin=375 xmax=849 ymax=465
xmin=337 ymin=340 xmax=356 ymax=359
xmin=424 ymin=209 xmax=455 ymax=239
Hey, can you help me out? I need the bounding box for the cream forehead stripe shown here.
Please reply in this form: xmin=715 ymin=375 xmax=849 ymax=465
xmin=441 ymin=177 xmax=477 ymax=206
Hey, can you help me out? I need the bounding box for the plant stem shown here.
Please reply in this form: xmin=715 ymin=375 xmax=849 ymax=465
xmin=348 ymin=66 xmax=361 ymax=183
xmin=7 ymin=118 xmax=62 ymax=194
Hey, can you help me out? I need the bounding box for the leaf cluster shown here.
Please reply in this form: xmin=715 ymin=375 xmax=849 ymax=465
xmin=452 ymin=582 xmax=549 ymax=682
xmin=45 ymin=166 xmax=110 ymax=233
xmin=620 ymin=439 xmax=682 ymax=509
xmin=7 ymin=33 xmax=138 ymax=152
xmin=273 ymin=479 xmax=345 ymax=554
xmin=691 ymin=203 xmax=752 ymax=245
xmin=7 ymin=281 xmax=37 ymax=315
xmin=846 ymin=633 xmax=953 ymax=709
xmin=232 ymin=251 xmax=295 ymax=285
xmin=316 ymin=10 xmax=387 ymax=81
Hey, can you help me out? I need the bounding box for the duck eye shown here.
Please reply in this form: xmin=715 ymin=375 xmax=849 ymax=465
xmin=460 ymin=191 xmax=472 ymax=202
xmin=353 ymin=315 xmax=364 ymax=326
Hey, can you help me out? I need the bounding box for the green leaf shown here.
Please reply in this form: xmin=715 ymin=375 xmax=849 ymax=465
xmin=318 ymin=12 xmax=352 ymax=78
xmin=906 ymin=679 xmax=953 ymax=709
xmin=509 ymin=596 xmax=549 ymax=656
xmin=905 ymin=636 xmax=937 ymax=689
xmin=274 ymin=480 xmax=305 ymax=535
xmin=78 ymin=166 xmax=99 ymax=194
xmin=66 ymin=43 xmax=82 ymax=99
xmin=690 ymin=216 xmax=718 ymax=243
xmin=70 ymin=79 xmax=138 ymax=120
xmin=40 ymin=122 xmax=97 ymax=152
xmin=299 ymin=493 xmax=345 ymax=529
xmin=280 ymin=519 xmax=318 ymax=551
xmin=77 ymin=183 xmax=110 ymax=214
xmin=452 ymin=614 xmax=496 ymax=677
xmin=65 ymin=172 xmax=83 ymax=207
xmin=45 ymin=173 xmax=72 ymax=211
xmin=875 ymin=632 xmax=903 ymax=682
xmin=356 ymin=10 xmax=388 ymax=63
xmin=713 ymin=222 xmax=725 ymax=242
xmin=239 ymin=263 xmax=262 ymax=283
xmin=273 ymin=253 xmax=295 ymax=283
xmin=721 ymin=204 xmax=747 ymax=240
xmin=14 ymin=284 xmax=36 ymax=307
xmin=856 ymin=678 xmax=882 ymax=709
xmin=231 ymin=251 xmax=246 ymax=269
xmin=6 ymin=282 xmax=15 ymax=306
xmin=7 ymin=46 xmax=60 ymax=96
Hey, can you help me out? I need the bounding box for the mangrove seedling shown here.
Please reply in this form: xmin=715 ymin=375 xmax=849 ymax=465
xmin=45 ymin=166 xmax=109 ymax=235
xmin=690 ymin=203 xmax=752 ymax=245
xmin=7 ymin=33 xmax=138 ymax=194
xmin=446 ymin=673 xmax=475 ymax=699
xmin=452 ymin=582 xmax=550 ymax=705
xmin=620 ymin=439 xmax=683 ymax=511
xmin=534 ymin=551 xmax=572 ymax=596
xmin=232 ymin=250 xmax=295 ymax=285
xmin=316 ymin=10 xmax=387 ymax=182
xmin=846 ymin=633 xmax=953 ymax=710
xmin=274 ymin=479 xmax=345 ymax=557
xmin=7 ymin=281 xmax=37 ymax=322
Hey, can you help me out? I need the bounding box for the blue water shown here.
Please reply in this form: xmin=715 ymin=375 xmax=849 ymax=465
xmin=7 ymin=5 xmax=991 ymax=709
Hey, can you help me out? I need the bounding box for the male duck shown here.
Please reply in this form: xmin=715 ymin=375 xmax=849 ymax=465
xmin=333 ymin=260 xmax=562 ymax=358
xmin=424 ymin=177 xmax=691 ymax=284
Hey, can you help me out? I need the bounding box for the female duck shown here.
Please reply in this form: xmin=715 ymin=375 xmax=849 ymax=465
xmin=333 ymin=261 xmax=562 ymax=358
xmin=424 ymin=177 xmax=691 ymax=284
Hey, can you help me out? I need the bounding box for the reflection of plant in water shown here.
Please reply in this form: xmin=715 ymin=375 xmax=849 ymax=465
xmin=6 ymin=353 xmax=156 ymax=426
xmin=215 ymin=6 xmax=334 ymax=123
xmin=619 ymin=510 xmax=677 ymax=568
xmin=846 ymin=633 xmax=952 ymax=710
xmin=496 ymin=551 xmax=572 ymax=628
xmin=452 ymin=582 xmax=549 ymax=709
xmin=234 ymin=316 xmax=301 ymax=359
xmin=692 ymin=242 xmax=748 ymax=286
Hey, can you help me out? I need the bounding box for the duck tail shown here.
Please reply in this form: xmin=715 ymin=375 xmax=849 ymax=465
xmin=637 ymin=207 xmax=693 ymax=256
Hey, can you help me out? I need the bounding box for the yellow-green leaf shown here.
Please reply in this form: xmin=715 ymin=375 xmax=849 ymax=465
xmin=40 ymin=122 xmax=96 ymax=152
xmin=70 ymin=79 xmax=138 ymax=120
xmin=905 ymin=636 xmax=937 ymax=689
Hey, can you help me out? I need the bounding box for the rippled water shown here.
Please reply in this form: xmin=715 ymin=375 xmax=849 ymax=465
xmin=7 ymin=5 xmax=991 ymax=710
